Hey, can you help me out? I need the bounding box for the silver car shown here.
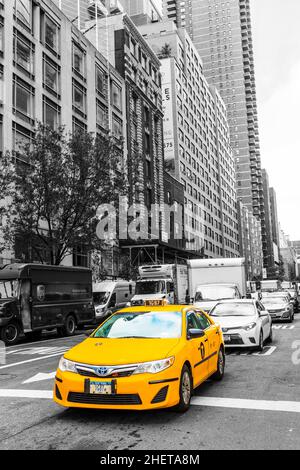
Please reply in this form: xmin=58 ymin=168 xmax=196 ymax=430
xmin=261 ymin=295 xmax=294 ymax=323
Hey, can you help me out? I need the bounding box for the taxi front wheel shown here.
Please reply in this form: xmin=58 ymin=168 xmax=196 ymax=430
xmin=174 ymin=365 xmax=192 ymax=413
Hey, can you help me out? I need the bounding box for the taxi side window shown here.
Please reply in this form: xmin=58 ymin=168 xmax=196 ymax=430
xmin=196 ymin=312 xmax=211 ymax=330
xmin=186 ymin=312 xmax=199 ymax=331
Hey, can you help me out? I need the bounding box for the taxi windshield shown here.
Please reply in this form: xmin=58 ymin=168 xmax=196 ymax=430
xmin=0 ymin=280 xmax=19 ymax=299
xmin=93 ymin=311 xmax=182 ymax=339
xmin=210 ymin=303 xmax=256 ymax=317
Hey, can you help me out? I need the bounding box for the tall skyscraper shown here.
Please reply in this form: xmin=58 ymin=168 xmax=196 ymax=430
xmin=139 ymin=21 xmax=240 ymax=258
xmin=269 ymin=187 xmax=280 ymax=249
xmin=163 ymin=0 xmax=267 ymax=259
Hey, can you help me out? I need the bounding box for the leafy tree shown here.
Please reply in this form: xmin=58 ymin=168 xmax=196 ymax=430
xmin=159 ymin=43 xmax=172 ymax=59
xmin=0 ymin=124 xmax=127 ymax=265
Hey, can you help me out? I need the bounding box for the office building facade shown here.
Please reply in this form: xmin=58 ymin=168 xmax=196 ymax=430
xmin=139 ymin=21 xmax=240 ymax=258
xmin=0 ymin=0 xmax=126 ymax=265
xmin=237 ymin=201 xmax=262 ymax=280
xmin=163 ymin=0 xmax=266 ymax=255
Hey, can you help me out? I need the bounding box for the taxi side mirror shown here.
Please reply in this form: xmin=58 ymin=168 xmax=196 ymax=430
xmin=188 ymin=328 xmax=206 ymax=340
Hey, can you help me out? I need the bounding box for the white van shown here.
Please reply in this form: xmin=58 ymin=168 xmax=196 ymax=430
xmin=93 ymin=281 xmax=135 ymax=320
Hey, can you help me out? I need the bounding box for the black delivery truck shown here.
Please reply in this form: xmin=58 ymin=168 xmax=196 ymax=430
xmin=0 ymin=264 xmax=95 ymax=345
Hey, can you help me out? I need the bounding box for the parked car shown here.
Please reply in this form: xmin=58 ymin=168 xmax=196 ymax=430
xmin=209 ymin=299 xmax=273 ymax=351
xmin=261 ymin=295 xmax=294 ymax=323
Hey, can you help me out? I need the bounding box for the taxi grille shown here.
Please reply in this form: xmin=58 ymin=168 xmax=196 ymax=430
xmin=68 ymin=392 xmax=142 ymax=405
xmin=76 ymin=368 xmax=133 ymax=379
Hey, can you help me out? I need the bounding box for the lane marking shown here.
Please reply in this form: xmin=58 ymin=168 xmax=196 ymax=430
xmin=7 ymin=347 xmax=68 ymax=357
xmin=5 ymin=334 xmax=85 ymax=351
xmin=0 ymin=352 xmax=64 ymax=370
xmin=1 ymin=390 xmax=300 ymax=416
xmin=0 ymin=389 xmax=52 ymax=399
xmin=273 ymin=325 xmax=295 ymax=330
xmin=23 ymin=372 xmax=56 ymax=384
xmin=226 ymin=346 xmax=277 ymax=356
xmin=191 ymin=397 xmax=300 ymax=414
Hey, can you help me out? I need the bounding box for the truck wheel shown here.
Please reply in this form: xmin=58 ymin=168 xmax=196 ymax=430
xmin=0 ymin=323 xmax=20 ymax=346
xmin=57 ymin=315 xmax=76 ymax=337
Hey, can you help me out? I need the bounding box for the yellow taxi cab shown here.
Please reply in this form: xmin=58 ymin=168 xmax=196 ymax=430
xmin=53 ymin=305 xmax=225 ymax=412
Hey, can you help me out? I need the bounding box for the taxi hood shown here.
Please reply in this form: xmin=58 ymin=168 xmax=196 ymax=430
xmin=64 ymin=337 xmax=181 ymax=366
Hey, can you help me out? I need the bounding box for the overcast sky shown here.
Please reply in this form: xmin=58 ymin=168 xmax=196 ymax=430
xmin=250 ymin=0 xmax=300 ymax=241
xmin=155 ymin=0 xmax=299 ymax=239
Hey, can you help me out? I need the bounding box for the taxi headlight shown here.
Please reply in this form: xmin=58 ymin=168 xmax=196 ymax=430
xmin=58 ymin=357 xmax=77 ymax=373
xmin=243 ymin=322 xmax=257 ymax=331
xmin=132 ymin=357 xmax=175 ymax=375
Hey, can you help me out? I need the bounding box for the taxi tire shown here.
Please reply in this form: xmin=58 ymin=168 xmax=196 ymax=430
xmin=174 ymin=365 xmax=192 ymax=413
xmin=0 ymin=322 xmax=21 ymax=346
xmin=212 ymin=348 xmax=225 ymax=381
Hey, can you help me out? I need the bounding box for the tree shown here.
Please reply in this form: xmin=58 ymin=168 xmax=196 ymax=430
xmin=0 ymin=152 xmax=14 ymax=256
xmin=159 ymin=43 xmax=172 ymax=59
xmin=0 ymin=124 xmax=127 ymax=265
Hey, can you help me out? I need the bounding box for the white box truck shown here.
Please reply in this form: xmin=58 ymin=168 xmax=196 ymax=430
xmin=188 ymin=258 xmax=247 ymax=313
xmin=131 ymin=264 xmax=189 ymax=306
xmin=260 ymin=280 xmax=281 ymax=292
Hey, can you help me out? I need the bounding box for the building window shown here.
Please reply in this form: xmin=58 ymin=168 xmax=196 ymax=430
xmin=13 ymin=75 xmax=34 ymax=123
xmin=14 ymin=31 xmax=34 ymax=76
xmin=72 ymin=80 xmax=86 ymax=116
xmin=73 ymin=43 xmax=85 ymax=77
xmin=43 ymin=55 xmax=60 ymax=95
xmin=0 ymin=18 xmax=4 ymax=55
xmin=111 ymin=82 xmax=122 ymax=110
xmin=42 ymin=14 xmax=59 ymax=53
xmin=96 ymin=66 xmax=105 ymax=96
xmin=96 ymin=102 xmax=107 ymax=129
xmin=43 ymin=96 xmax=60 ymax=130
xmin=14 ymin=0 xmax=32 ymax=30
xmin=112 ymin=115 xmax=122 ymax=139
xmin=0 ymin=65 xmax=3 ymax=105
xmin=12 ymin=122 xmax=33 ymax=162
xmin=72 ymin=117 xmax=87 ymax=133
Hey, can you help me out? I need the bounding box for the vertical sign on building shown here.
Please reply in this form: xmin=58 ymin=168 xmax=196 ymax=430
xmin=161 ymin=60 xmax=175 ymax=174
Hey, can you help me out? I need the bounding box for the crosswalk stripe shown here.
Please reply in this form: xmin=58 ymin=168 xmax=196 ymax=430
xmin=1 ymin=390 xmax=300 ymax=414
xmin=191 ymin=396 xmax=300 ymax=414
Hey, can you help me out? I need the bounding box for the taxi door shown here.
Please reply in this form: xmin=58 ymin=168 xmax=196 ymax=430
xmin=196 ymin=311 xmax=221 ymax=376
xmin=186 ymin=311 xmax=210 ymax=387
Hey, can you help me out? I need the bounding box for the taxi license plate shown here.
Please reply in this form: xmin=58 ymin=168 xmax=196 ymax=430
xmin=90 ymin=381 xmax=112 ymax=395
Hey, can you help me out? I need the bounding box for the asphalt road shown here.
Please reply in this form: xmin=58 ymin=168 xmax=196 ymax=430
xmin=0 ymin=318 xmax=300 ymax=450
